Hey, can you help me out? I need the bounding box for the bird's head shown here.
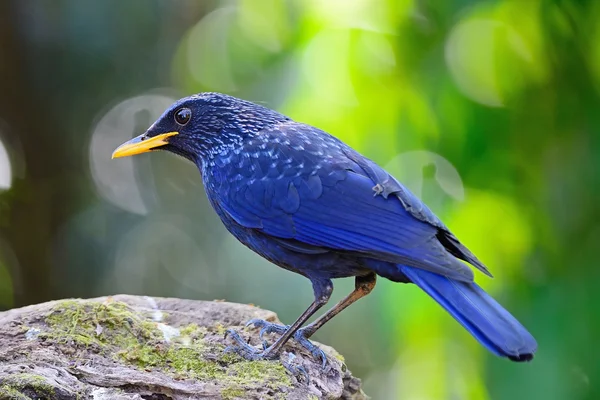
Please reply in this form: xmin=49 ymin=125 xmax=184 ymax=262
xmin=112 ymin=92 xmax=288 ymax=162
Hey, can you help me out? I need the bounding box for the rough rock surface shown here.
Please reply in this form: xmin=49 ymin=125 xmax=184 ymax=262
xmin=0 ymin=295 xmax=367 ymax=400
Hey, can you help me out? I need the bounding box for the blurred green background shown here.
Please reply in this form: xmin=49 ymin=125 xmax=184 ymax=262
xmin=0 ymin=1 xmax=598 ymax=399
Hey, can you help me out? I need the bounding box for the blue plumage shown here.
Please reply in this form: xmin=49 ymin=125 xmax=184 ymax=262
xmin=113 ymin=92 xmax=537 ymax=363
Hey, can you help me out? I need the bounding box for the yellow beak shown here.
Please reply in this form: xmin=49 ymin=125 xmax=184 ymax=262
xmin=112 ymin=131 xmax=179 ymax=159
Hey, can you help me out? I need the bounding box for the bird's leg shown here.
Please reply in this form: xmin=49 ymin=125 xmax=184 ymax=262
xmin=225 ymin=279 xmax=333 ymax=363
xmin=247 ymin=273 xmax=376 ymax=367
xmin=301 ymin=273 xmax=376 ymax=339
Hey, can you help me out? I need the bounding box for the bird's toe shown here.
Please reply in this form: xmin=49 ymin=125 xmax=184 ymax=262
xmin=245 ymin=318 xmax=289 ymax=340
xmin=293 ymin=329 xmax=328 ymax=369
xmin=224 ymin=329 xmax=261 ymax=359
xmin=244 ymin=318 xmax=265 ymax=328
xmin=224 ymin=328 xmax=280 ymax=361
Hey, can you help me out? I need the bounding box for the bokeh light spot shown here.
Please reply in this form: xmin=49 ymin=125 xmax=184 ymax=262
xmin=302 ymin=29 xmax=358 ymax=107
xmin=185 ymin=7 xmax=238 ymax=92
xmin=445 ymin=18 xmax=534 ymax=107
xmin=385 ymin=151 xmax=465 ymax=209
xmin=0 ymin=134 xmax=13 ymax=190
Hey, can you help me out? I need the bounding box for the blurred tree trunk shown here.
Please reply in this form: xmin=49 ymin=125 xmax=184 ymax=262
xmin=0 ymin=1 xmax=210 ymax=308
xmin=0 ymin=1 xmax=66 ymax=305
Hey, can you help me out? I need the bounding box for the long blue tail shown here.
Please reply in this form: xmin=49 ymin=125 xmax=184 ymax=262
xmin=400 ymin=265 xmax=537 ymax=361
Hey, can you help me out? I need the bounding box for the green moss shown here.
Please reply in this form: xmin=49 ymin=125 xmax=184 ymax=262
xmin=121 ymin=339 xmax=291 ymax=391
xmin=180 ymin=323 xmax=205 ymax=338
xmin=43 ymin=300 xmax=162 ymax=350
xmin=221 ymin=387 xmax=245 ymax=400
xmin=0 ymin=374 xmax=56 ymax=399
xmin=0 ymin=385 xmax=29 ymax=400
xmin=219 ymin=351 xmax=242 ymax=364
xmin=39 ymin=300 xmax=293 ymax=393
xmin=213 ymin=322 xmax=227 ymax=335
xmin=333 ymin=351 xmax=345 ymax=363
xmin=120 ymin=343 xmax=221 ymax=380
xmin=228 ymin=361 xmax=291 ymax=388
xmin=214 ymin=361 xmax=293 ymax=400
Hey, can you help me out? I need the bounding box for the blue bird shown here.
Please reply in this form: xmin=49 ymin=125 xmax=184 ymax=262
xmin=112 ymin=92 xmax=537 ymax=364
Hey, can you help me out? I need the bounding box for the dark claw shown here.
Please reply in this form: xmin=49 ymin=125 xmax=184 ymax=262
xmin=296 ymin=365 xmax=309 ymax=382
xmin=294 ymin=330 xmax=327 ymax=369
xmin=282 ymin=352 xmax=309 ymax=382
xmin=244 ymin=318 xmax=263 ymax=328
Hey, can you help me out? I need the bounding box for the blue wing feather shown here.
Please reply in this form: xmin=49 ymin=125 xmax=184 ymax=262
xmin=346 ymin=150 xmax=492 ymax=277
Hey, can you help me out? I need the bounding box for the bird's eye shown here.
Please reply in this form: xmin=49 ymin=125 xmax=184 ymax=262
xmin=174 ymin=108 xmax=192 ymax=126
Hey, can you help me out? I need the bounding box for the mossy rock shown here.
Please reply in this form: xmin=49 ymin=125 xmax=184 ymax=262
xmin=0 ymin=295 xmax=366 ymax=399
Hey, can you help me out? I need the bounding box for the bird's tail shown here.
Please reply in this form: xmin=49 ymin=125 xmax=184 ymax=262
xmin=399 ymin=265 xmax=537 ymax=361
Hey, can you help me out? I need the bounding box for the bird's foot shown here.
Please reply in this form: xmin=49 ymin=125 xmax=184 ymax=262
xmin=223 ymin=329 xmax=279 ymax=361
xmin=224 ymin=328 xmax=309 ymax=381
xmin=245 ymin=319 xmax=327 ymax=368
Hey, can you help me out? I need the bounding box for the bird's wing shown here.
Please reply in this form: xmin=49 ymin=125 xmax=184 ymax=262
xmin=344 ymin=150 xmax=492 ymax=277
xmin=210 ymin=124 xmax=485 ymax=281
